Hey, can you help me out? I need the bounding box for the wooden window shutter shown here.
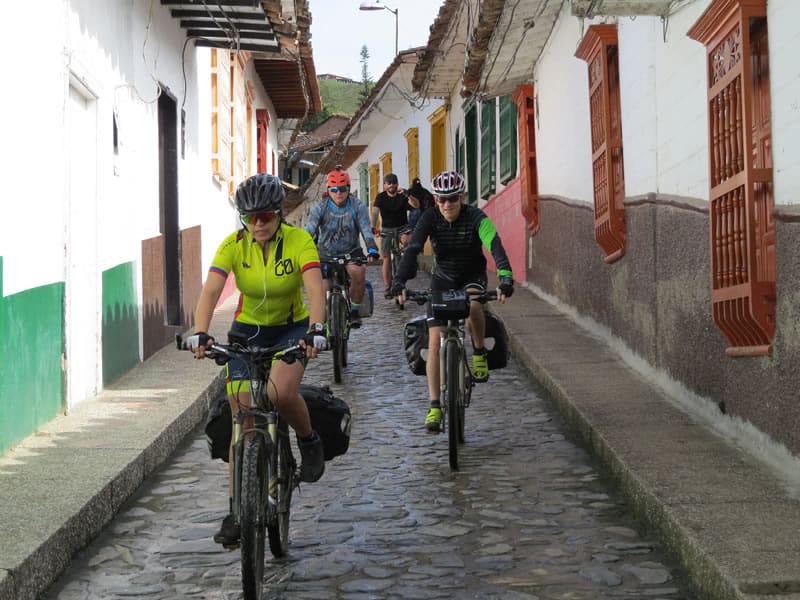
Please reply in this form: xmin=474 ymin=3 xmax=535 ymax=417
xmin=368 ymin=164 xmax=380 ymax=206
xmin=379 ymin=152 xmax=393 ymax=179
xmin=256 ymin=109 xmax=269 ymax=173
xmin=688 ymin=0 xmax=775 ymax=356
xmin=575 ymin=25 xmax=626 ymax=263
xmin=404 ymin=128 xmax=419 ymax=183
xmin=480 ymin=99 xmax=496 ymax=199
xmin=498 ymin=94 xmax=517 ymax=184
xmin=513 ymin=84 xmax=539 ymax=235
xmin=211 ymin=49 xmax=232 ymax=184
xmin=230 ymin=55 xmax=248 ymax=195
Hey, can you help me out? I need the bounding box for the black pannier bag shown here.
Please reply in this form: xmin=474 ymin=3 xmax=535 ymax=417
xmin=299 ymin=384 xmax=352 ymax=461
xmin=430 ymin=289 xmax=470 ymax=321
xmin=205 ymin=385 xmax=351 ymax=462
xmin=205 ymin=392 xmax=232 ymax=462
xmin=484 ymin=311 xmax=510 ymax=370
xmin=403 ymin=315 xmax=429 ymax=376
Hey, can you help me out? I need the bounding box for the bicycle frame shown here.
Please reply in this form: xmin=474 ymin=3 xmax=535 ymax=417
xmin=321 ymin=254 xmax=364 ymax=383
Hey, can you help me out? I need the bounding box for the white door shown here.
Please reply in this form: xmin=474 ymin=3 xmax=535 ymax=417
xmin=65 ymin=82 xmax=100 ymax=409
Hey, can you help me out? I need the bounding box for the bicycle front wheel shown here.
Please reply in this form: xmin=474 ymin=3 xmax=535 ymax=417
xmin=240 ymin=433 xmax=267 ymax=599
xmin=330 ymin=293 xmax=345 ymax=383
xmin=445 ymin=338 xmax=462 ymax=470
xmin=267 ymin=421 xmax=296 ymax=558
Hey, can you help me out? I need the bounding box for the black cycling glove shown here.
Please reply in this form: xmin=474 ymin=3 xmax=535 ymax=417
xmin=184 ymin=331 xmax=213 ymax=351
xmin=498 ymin=277 xmax=514 ymax=298
xmin=304 ymin=323 xmax=328 ymax=351
xmin=389 ymin=281 xmax=405 ymax=297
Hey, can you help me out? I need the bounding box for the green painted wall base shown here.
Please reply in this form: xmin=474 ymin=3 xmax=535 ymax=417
xmin=0 ymin=256 xmax=65 ymax=455
xmin=102 ymin=261 xmax=140 ymax=384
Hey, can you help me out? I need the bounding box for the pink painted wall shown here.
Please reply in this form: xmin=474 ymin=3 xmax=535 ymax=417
xmin=481 ymin=178 xmax=525 ymax=282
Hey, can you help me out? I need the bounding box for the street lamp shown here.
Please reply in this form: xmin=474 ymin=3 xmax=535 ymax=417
xmin=359 ymin=0 xmax=398 ymax=57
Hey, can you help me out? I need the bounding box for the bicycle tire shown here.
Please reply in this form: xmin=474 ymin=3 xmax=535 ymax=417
xmin=459 ymin=355 xmax=470 ymax=444
xmin=267 ymin=422 xmax=295 ymax=558
xmin=240 ymin=433 xmax=267 ymax=599
xmin=446 ymin=338 xmax=461 ymax=470
xmin=330 ymin=293 xmax=344 ymax=383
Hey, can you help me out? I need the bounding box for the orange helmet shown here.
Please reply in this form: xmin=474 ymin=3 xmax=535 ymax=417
xmin=327 ymin=165 xmax=350 ymax=188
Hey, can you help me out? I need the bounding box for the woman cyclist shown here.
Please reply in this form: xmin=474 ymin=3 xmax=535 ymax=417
xmin=186 ymin=173 xmax=328 ymax=545
xmin=389 ymin=170 xmax=515 ymax=432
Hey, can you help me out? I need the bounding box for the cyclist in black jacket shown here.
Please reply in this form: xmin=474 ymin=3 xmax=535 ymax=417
xmin=390 ymin=170 xmax=515 ymax=432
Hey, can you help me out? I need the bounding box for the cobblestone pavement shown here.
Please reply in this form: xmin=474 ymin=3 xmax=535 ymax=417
xmin=46 ymin=268 xmax=697 ymax=600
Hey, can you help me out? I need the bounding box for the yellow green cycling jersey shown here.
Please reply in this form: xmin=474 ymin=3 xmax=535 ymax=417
xmin=209 ymin=223 xmax=321 ymax=326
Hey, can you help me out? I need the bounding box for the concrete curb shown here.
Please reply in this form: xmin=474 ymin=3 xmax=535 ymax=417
xmin=0 ymin=372 xmax=224 ymax=600
xmin=490 ymin=286 xmax=800 ymax=600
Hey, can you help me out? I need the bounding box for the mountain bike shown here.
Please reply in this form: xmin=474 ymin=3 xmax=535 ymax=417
xmin=321 ymin=254 xmax=365 ymax=383
xmin=177 ymin=334 xmax=305 ymax=599
xmin=404 ymin=287 xmax=498 ymax=470
xmin=380 ymin=225 xmax=412 ymax=308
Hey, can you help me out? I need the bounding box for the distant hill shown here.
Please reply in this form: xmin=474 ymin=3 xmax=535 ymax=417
xmin=318 ymin=78 xmax=373 ymax=116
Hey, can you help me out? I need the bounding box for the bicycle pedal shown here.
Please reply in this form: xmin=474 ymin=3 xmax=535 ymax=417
xmin=221 ymin=542 xmax=240 ymax=550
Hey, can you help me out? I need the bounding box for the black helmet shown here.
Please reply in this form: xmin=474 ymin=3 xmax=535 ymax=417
xmin=403 ymin=316 xmax=429 ymax=376
xmin=235 ymin=173 xmax=284 ymax=214
xmin=431 ymin=170 xmax=465 ymax=198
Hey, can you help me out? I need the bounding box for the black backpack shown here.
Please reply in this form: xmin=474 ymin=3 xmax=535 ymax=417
xmin=204 ymin=385 xmax=352 ymax=462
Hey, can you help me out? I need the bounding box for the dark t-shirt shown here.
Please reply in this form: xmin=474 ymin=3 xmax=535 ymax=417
xmin=374 ymin=191 xmax=412 ymax=228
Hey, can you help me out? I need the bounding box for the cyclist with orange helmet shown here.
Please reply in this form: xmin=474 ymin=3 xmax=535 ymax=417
xmin=304 ymin=166 xmax=379 ymax=328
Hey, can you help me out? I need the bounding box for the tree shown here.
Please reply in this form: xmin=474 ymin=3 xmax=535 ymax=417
xmin=359 ymin=45 xmax=374 ymax=104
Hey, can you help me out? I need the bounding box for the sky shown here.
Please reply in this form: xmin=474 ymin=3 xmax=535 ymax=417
xmin=308 ymin=0 xmax=445 ymax=82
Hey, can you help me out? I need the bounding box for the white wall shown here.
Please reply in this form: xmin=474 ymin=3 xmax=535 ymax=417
xmin=350 ymin=97 xmax=445 ymax=202
xmin=652 ymin=2 xmax=710 ymax=200
xmin=768 ymin=0 xmax=800 ymax=206
xmin=533 ymin=4 xmax=595 ymax=204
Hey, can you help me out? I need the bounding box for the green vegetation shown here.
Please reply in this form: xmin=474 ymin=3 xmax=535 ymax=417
xmin=319 ymin=79 xmax=368 ymax=116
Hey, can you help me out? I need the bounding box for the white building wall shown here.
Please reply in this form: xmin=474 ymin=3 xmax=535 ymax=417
xmin=533 ymin=4 xmax=595 ymax=204
xmin=617 ymin=18 xmax=658 ymax=197
xmin=652 ymin=2 xmax=710 ymax=200
xmin=351 ymin=97 xmax=445 ymax=201
xmin=3 ymin=3 xmax=70 ymax=294
xmin=767 ymin=0 xmax=800 ymax=206
xmin=1 ymin=1 xmax=234 ymax=294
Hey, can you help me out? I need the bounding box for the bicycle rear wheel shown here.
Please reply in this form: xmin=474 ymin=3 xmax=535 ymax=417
xmin=330 ymin=293 xmax=344 ymax=383
xmin=240 ymin=433 xmax=267 ymax=599
xmin=445 ymin=338 xmax=462 ymax=470
xmin=267 ymin=421 xmax=296 ymax=558
xmin=391 ymin=247 xmax=404 ymax=310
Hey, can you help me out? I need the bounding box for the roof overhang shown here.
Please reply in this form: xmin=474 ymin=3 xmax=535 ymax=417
xmin=416 ymin=0 xmax=669 ymax=101
xmin=570 ymin=0 xmax=675 ymax=17
xmin=162 ymin=0 xmax=281 ymax=53
xmin=163 ymin=0 xmax=321 ymax=151
xmin=413 ymin=0 xmax=563 ymax=100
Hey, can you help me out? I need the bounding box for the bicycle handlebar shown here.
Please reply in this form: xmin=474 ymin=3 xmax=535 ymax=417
xmin=320 ymin=253 xmax=367 ymax=266
xmin=403 ymin=288 xmax=499 ymax=305
xmin=378 ymin=225 xmax=412 ymax=238
xmin=175 ymin=334 xmax=308 ymax=366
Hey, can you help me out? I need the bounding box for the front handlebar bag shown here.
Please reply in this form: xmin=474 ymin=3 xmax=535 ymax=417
xmin=430 ymin=289 xmax=470 ymax=321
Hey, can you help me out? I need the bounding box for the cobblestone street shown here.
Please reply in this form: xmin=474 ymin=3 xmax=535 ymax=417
xmin=46 ymin=268 xmax=696 ymax=600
